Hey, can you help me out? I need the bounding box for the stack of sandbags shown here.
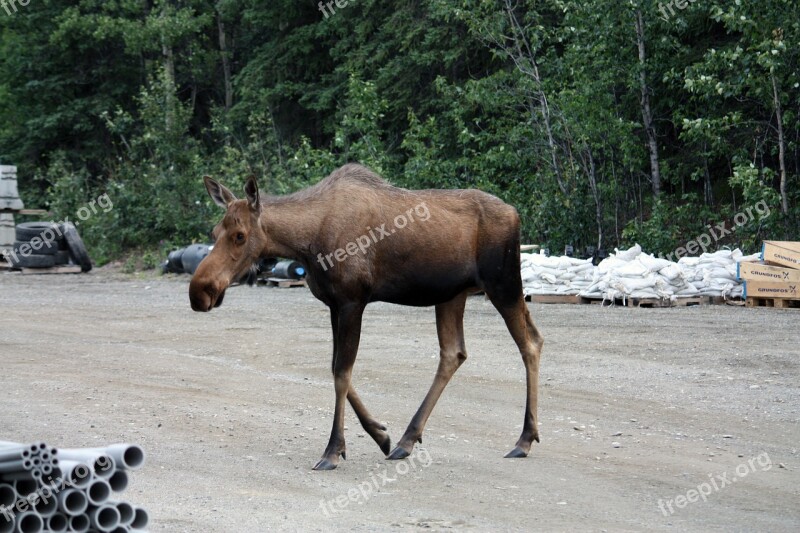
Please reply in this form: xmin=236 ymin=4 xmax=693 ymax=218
xmin=580 ymin=244 xmax=681 ymax=302
xmin=677 ymin=249 xmax=760 ymax=298
xmin=578 ymin=245 xmax=760 ymax=303
xmin=520 ymin=253 xmax=595 ymax=296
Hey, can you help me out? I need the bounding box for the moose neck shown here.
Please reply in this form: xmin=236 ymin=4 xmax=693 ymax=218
xmin=258 ymin=194 xmax=324 ymax=264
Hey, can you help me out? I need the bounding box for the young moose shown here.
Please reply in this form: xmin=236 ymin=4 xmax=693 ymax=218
xmin=189 ymin=164 xmax=544 ymax=470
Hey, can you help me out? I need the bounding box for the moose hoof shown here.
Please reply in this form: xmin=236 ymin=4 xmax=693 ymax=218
xmin=387 ymin=446 xmax=411 ymax=460
xmin=379 ymin=436 xmax=392 ymax=456
xmin=504 ymin=446 xmax=529 ymax=459
xmin=313 ymin=457 xmax=339 ymax=471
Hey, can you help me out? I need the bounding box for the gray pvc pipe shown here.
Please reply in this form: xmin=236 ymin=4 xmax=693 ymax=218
xmin=88 ymin=504 xmax=121 ymax=533
xmin=55 ymin=462 xmax=93 ymax=490
xmin=130 ymin=506 xmax=149 ymax=530
xmin=86 ymin=479 xmax=111 ymax=506
xmin=0 ymin=444 xmax=39 ymax=455
xmin=0 ymin=448 xmax=29 ymax=463
xmin=33 ymin=491 xmax=57 ymax=517
xmin=83 ymin=445 xmax=145 ymax=472
xmin=55 ymin=452 xmax=115 ymax=480
xmin=107 ymin=471 xmax=128 ymax=493
xmin=0 ymin=514 xmax=12 ymax=533
xmin=108 ymin=501 xmax=134 ymax=527
xmin=0 ymin=459 xmax=32 ymax=474
xmin=46 ymin=514 xmax=68 ymax=533
xmin=56 ymin=489 xmax=88 ymax=517
xmin=11 ymin=480 xmax=36 ymax=498
xmin=0 ymin=483 xmax=15 ymax=508
xmin=13 ymin=511 xmax=43 ymax=533
xmin=68 ymin=513 xmax=89 ymax=533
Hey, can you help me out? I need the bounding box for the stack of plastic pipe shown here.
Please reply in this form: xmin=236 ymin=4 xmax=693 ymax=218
xmin=0 ymin=442 xmax=148 ymax=533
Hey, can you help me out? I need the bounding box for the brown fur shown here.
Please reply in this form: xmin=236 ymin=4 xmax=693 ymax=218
xmin=190 ymin=164 xmax=543 ymax=469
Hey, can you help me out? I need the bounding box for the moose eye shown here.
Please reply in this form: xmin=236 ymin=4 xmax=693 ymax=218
xmin=235 ymin=232 xmax=245 ymax=244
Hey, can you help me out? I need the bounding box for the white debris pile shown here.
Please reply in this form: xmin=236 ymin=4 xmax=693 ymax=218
xmin=578 ymin=244 xmax=760 ymax=302
xmin=677 ymin=249 xmax=760 ymax=297
xmin=520 ymin=254 xmax=596 ymax=296
xmin=521 ymin=244 xmax=760 ymax=302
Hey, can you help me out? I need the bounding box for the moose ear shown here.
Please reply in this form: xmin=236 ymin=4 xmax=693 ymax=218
xmin=244 ymin=175 xmax=260 ymax=213
xmin=204 ymin=176 xmax=237 ymax=208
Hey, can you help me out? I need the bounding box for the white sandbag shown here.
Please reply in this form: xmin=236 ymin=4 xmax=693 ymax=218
xmin=638 ymin=253 xmax=672 ymax=272
xmin=614 ymin=244 xmax=642 ymax=262
xmin=615 ymin=261 xmax=650 ymax=278
xmin=659 ymin=264 xmax=685 ymax=281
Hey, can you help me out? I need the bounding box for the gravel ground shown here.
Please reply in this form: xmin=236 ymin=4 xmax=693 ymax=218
xmin=1 ymin=270 xmax=798 ymax=532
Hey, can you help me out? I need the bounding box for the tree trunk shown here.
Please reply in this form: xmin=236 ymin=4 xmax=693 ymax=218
xmin=218 ymin=14 xmax=233 ymax=111
xmin=502 ymin=0 xmax=566 ymax=195
xmin=704 ymin=147 xmax=714 ymax=206
xmin=586 ymin=146 xmax=603 ymax=249
xmin=162 ymin=43 xmax=176 ymax=132
xmin=771 ymin=72 xmax=789 ymax=215
xmin=634 ymin=9 xmax=661 ymax=198
xmin=160 ymin=3 xmax=177 ymax=133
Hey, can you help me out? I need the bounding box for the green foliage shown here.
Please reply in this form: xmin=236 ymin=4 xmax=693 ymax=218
xmin=0 ymin=0 xmax=797 ymax=267
xmin=622 ymin=195 xmax=719 ymax=255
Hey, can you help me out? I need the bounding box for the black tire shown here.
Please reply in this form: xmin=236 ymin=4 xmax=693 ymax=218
xmin=164 ymin=248 xmax=186 ymax=274
xmin=13 ymin=239 xmax=59 ymax=255
xmin=15 ymin=222 xmax=65 ymax=243
xmin=7 ymin=252 xmax=56 ymax=269
xmin=54 ymin=250 xmax=71 ymax=265
xmin=61 ymin=223 xmax=92 ymax=272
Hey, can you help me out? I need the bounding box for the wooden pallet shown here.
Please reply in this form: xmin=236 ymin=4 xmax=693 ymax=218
xmin=19 ymin=265 xmax=82 ymax=275
xmin=745 ymin=297 xmax=800 ymax=309
xmin=1 ymin=260 xmax=82 ymax=275
xmin=261 ymin=277 xmax=307 ymax=288
xmin=525 ymin=294 xmax=582 ymax=304
xmin=525 ymin=294 xmax=721 ymax=307
xmin=578 ymin=296 xmax=710 ymax=308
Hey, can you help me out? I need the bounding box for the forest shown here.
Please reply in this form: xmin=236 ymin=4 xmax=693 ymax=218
xmin=0 ymin=0 xmax=797 ymax=264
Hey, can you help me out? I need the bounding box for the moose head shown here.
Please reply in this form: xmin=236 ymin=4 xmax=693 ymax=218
xmin=189 ymin=176 xmax=265 ymax=312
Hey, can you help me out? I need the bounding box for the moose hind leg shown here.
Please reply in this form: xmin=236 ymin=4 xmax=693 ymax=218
xmin=348 ymin=386 xmax=392 ymax=456
xmin=388 ymin=291 xmax=468 ymax=460
xmin=491 ymin=295 xmax=543 ymax=458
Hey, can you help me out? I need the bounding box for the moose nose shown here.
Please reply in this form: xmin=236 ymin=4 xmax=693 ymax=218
xmin=189 ymin=288 xmax=214 ymax=312
xmin=189 ymin=276 xmax=217 ymax=312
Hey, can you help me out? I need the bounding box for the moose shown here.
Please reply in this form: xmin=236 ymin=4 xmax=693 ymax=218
xmin=189 ymin=164 xmax=544 ymax=470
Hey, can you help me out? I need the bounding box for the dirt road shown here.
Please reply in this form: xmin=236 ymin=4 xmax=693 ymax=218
xmin=1 ymin=271 xmax=798 ymax=532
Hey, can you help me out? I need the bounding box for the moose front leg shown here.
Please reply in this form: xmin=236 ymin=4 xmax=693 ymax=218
xmin=313 ymin=303 xmax=365 ymax=471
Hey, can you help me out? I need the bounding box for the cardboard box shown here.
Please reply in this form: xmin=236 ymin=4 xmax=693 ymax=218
xmin=762 ymin=241 xmax=800 ymax=270
xmin=767 ymin=241 xmax=800 ymax=252
xmin=738 ymin=261 xmax=800 ymax=283
xmin=744 ymin=280 xmax=799 ymax=300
